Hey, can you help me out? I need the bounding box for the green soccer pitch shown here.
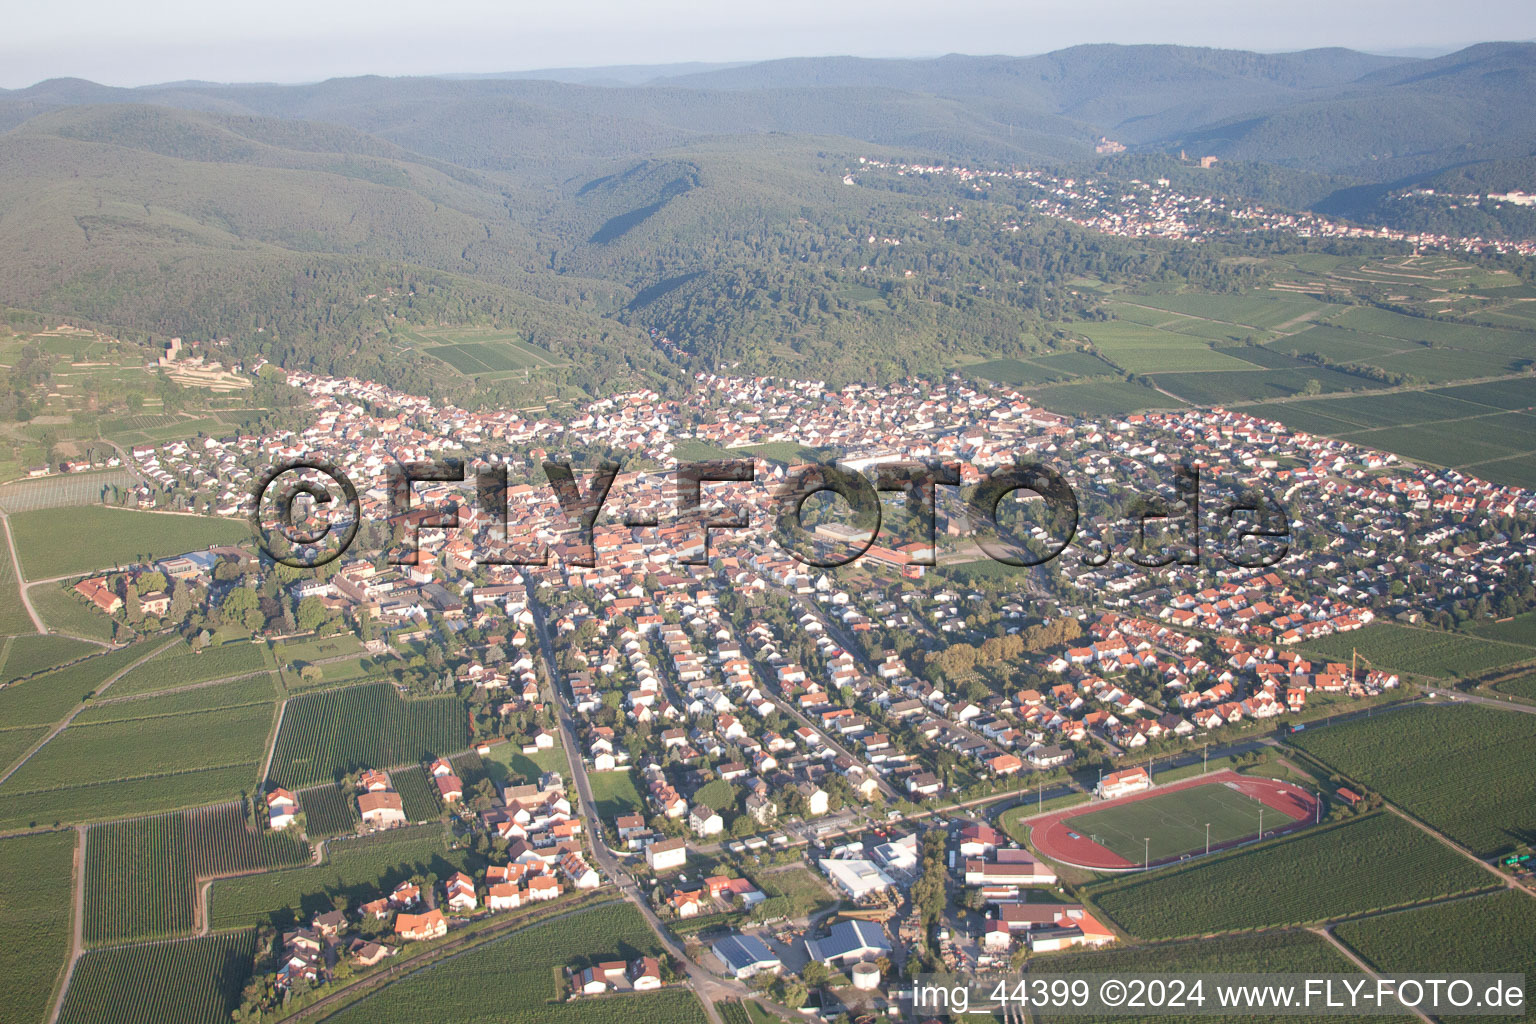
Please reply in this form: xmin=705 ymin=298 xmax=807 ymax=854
xmin=1062 ymin=781 xmax=1304 ymax=865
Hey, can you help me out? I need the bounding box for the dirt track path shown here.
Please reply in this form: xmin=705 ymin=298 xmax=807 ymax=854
xmin=47 ymin=825 xmax=88 ymax=1024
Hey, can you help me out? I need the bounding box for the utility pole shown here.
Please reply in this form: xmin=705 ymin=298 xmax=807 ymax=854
xmin=1144 ymin=837 xmax=1150 ymax=872
xmin=1259 ymin=807 xmax=1264 ymax=840
xmin=1203 ymin=744 xmax=1208 ymax=775
xmin=1205 ymin=822 xmax=1210 ymax=856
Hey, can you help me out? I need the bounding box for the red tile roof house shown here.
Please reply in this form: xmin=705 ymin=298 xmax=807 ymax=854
xmin=266 ymin=788 xmax=299 ymax=830
xmin=394 ymin=908 xmax=447 ymax=942
xmin=435 ymin=773 xmax=465 ymax=804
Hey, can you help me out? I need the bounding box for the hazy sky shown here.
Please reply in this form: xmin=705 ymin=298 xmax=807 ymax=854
xmin=2 ymin=0 xmax=1533 ymax=89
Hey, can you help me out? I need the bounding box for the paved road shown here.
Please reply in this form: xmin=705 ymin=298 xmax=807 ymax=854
xmin=1443 ymin=692 xmax=1536 ymax=716
xmin=524 ymin=581 xmax=815 ymax=1024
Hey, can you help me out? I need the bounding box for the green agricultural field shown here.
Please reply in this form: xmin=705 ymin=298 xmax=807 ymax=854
xmin=1494 ymin=672 xmax=1536 ymax=700
xmin=1149 ymin=366 xmax=1367 ymax=405
xmin=0 ymin=700 xmax=272 ymax=796
xmin=7 ymin=507 xmax=250 ymax=579
xmin=1121 ymin=292 xmax=1328 ymax=332
xmin=0 ymin=764 xmax=260 ymax=832
xmin=1289 ymin=704 xmax=1536 ymax=857
xmin=1234 ymin=375 xmax=1536 ymax=487
xmin=0 ymin=639 xmax=151 ymax=727
xmin=0 ymin=830 xmax=75 ymax=1024
xmin=1060 ymin=781 xmax=1303 ymax=865
xmin=0 ymin=539 xmax=34 ymax=637
xmin=1468 ymin=611 xmax=1536 ymax=647
xmin=1087 ymin=813 xmax=1493 ymax=939
xmin=185 ymin=800 xmax=311 ymax=878
xmin=1030 ymin=380 xmax=1180 ymax=417
xmin=298 ymin=783 xmax=359 ymax=837
xmin=27 ymin=584 xmax=113 ymax=640
xmin=85 ymin=813 xmax=195 ymax=944
xmin=0 ymin=725 xmax=47 ymax=773
xmin=209 ymin=824 xmax=471 ymax=930
xmin=1302 ymin=623 xmax=1532 ymax=678
xmin=1034 ymin=350 xmax=1116 ymax=376
xmin=58 ymin=931 xmax=259 ymax=1024
xmin=72 ymin=672 xmax=278 ymax=725
xmin=0 ymin=470 xmax=137 ymax=514
xmin=1034 ymin=929 xmax=1374 ymax=1024
xmin=0 ymin=634 xmax=96 ymax=681
xmin=965 ymin=357 xmax=1072 ymax=386
xmin=324 ymin=901 xmax=706 ymax=1024
xmin=588 ymin=769 xmax=644 ymax=818
xmin=109 ymin=639 xmax=272 ymax=696
xmin=1334 ymin=889 xmax=1536 ymax=985
xmin=265 ymin=682 xmax=467 ymax=789
xmin=392 ymin=764 xmax=443 ymax=821
xmin=1076 ymin=322 xmax=1261 ymax=373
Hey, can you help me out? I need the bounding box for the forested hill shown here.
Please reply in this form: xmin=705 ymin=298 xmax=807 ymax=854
xmin=0 ymin=42 xmax=1533 ymax=402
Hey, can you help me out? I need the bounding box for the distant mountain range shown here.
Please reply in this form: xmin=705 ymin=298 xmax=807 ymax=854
xmin=3 ymin=42 xmax=1533 ymax=184
xmin=0 ymin=42 xmax=1531 ymax=399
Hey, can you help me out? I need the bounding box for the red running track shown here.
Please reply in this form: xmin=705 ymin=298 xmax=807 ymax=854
xmin=1029 ymin=770 xmax=1319 ymax=872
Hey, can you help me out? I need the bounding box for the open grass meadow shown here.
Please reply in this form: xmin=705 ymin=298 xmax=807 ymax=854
xmin=7 ymin=506 xmax=250 ymax=579
xmin=0 ymin=830 xmax=76 ymax=1024
xmin=108 ymin=639 xmax=272 ymax=696
xmin=1061 ymin=781 xmax=1301 ymax=864
xmin=1288 ymin=704 xmax=1536 ymax=856
xmin=0 ymin=634 xmax=97 ymax=682
xmin=1086 ymin=813 xmax=1493 ymax=938
xmin=265 ymin=682 xmax=467 ymax=789
xmin=1301 ymin=622 xmax=1533 ymax=678
xmin=58 ymin=931 xmax=259 ymax=1024
xmin=274 ymin=632 xmax=365 ymax=666
xmin=209 ymin=824 xmax=471 ymax=930
xmin=753 ymin=865 xmax=837 ymax=919
xmin=588 ymin=769 xmax=644 ymax=818
xmin=1334 ymin=889 xmax=1536 ymax=986
xmin=324 ymin=901 xmax=707 ymax=1024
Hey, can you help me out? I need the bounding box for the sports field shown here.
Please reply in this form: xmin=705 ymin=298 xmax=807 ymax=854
xmin=1062 ymin=780 xmax=1303 ymax=866
xmin=1032 ymin=771 xmax=1318 ymax=870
